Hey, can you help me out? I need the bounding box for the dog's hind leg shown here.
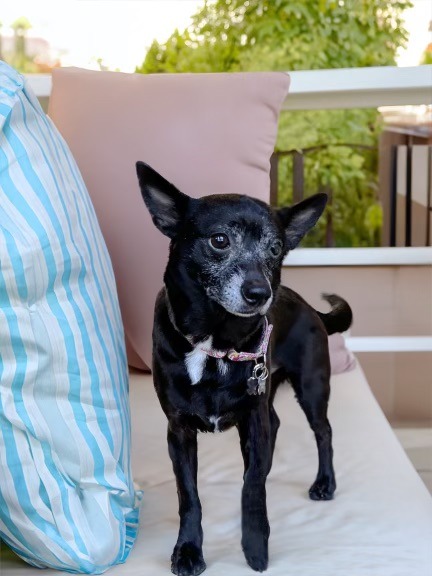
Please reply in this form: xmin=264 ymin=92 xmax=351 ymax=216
xmin=237 ymin=404 xmax=272 ymax=572
xmin=290 ymin=369 xmax=336 ymax=501
xmin=167 ymin=424 xmax=206 ymax=576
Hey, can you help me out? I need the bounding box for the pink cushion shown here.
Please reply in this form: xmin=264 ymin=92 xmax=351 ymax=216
xmin=328 ymin=333 xmax=356 ymax=374
xmin=48 ymin=68 xmax=290 ymax=369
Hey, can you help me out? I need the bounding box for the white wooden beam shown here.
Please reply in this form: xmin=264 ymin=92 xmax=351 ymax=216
xmin=284 ymin=65 xmax=432 ymax=110
xmin=283 ymin=247 xmax=432 ymax=267
xmin=27 ymin=66 xmax=432 ymax=110
xmin=346 ymin=336 xmax=432 ymax=352
xmin=26 ymin=74 xmax=52 ymax=97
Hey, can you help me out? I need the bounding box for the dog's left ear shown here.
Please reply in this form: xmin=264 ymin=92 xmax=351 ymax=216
xmin=136 ymin=161 xmax=191 ymax=239
xmin=277 ymin=193 xmax=327 ymax=250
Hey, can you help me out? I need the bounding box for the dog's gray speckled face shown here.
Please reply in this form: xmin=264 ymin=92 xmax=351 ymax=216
xmin=189 ymin=201 xmax=283 ymax=317
xmin=136 ymin=162 xmax=327 ymax=317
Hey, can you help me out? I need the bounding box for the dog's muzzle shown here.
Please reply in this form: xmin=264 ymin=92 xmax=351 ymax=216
xmin=241 ymin=278 xmax=272 ymax=307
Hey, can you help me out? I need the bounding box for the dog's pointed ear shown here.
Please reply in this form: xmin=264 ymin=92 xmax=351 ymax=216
xmin=136 ymin=161 xmax=191 ymax=239
xmin=277 ymin=193 xmax=327 ymax=250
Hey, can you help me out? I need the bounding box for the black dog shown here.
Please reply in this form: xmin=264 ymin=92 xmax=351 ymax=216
xmin=136 ymin=162 xmax=352 ymax=576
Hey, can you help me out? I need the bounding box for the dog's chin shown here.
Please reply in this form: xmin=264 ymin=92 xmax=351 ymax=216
xmin=225 ymin=308 xmax=259 ymax=318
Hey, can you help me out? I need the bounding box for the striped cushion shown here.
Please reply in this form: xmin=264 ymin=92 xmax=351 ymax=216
xmin=0 ymin=62 xmax=141 ymax=573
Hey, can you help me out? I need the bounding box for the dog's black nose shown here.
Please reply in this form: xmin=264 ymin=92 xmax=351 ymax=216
xmin=241 ymin=279 xmax=271 ymax=306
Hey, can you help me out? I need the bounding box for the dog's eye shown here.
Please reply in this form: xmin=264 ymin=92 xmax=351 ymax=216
xmin=270 ymin=241 xmax=283 ymax=258
xmin=209 ymin=233 xmax=230 ymax=250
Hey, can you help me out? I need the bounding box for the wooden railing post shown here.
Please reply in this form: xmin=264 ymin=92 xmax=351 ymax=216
xmin=320 ymin=185 xmax=334 ymax=247
xmin=292 ymin=151 xmax=304 ymax=204
xmin=270 ymin=152 xmax=279 ymax=206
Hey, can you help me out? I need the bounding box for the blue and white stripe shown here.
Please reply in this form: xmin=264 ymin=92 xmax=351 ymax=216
xmin=0 ymin=61 xmax=141 ymax=573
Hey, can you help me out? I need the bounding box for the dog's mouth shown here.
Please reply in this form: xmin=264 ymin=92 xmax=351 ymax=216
xmin=213 ymin=295 xmax=273 ymax=318
xmin=206 ymin=273 xmax=273 ymax=318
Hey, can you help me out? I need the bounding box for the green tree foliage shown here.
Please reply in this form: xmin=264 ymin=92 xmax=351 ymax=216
xmin=136 ymin=0 xmax=412 ymax=246
xmin=10 ymin=17 xmax=34 ymax=73
xmin=420 ymin=45 xmax=432 ymax=65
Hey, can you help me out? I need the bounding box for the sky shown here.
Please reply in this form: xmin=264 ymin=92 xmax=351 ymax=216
xmin=397 ymin=0 xmax=432 ymax=66
xmin=0 ymin=0 xmax=431 ymax=72
xmin=0 ymin=1 xmax=203 ymax=71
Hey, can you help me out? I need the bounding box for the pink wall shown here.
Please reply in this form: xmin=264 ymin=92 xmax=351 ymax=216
xmin=282 ymin=264 xmax=432 ymax=424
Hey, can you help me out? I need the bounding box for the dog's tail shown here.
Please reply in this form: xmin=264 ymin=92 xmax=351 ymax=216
xmin=317 ymin=293 xmax=353 ymax=335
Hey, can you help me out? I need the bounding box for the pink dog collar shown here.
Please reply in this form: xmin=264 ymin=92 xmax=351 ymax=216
xmin=200 ymin=317 xmax=273 ymax=362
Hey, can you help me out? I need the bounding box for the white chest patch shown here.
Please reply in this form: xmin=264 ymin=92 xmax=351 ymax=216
xmin=185 ymin=337 xmax=212 ymax=385
xmin=217 ymin=359 xmax=229 ymax=377
xmin=209 ymin=415 xmax=221 ymax=433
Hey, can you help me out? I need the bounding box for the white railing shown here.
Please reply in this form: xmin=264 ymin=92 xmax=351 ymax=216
xmin=285 ymin=65 xmax=432 ymax=110
xmin=27 ymin=65 xmax=432 ymax=110
xmin=27 ymin=66 xmax=432 ymax=353
xmin=283 ymin=246 xmax=432 ymax=266
xmin=345 ymin=336 xmax=432 ymax=352
xmin=27 ymin=73 xmax=52 ymax=98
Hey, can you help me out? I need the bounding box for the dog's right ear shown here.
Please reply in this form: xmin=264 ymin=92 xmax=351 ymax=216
xmin=276 ymin=193 xmax=327 ymax=250
xmin=136 ymin=161 xmax=191 ymax=239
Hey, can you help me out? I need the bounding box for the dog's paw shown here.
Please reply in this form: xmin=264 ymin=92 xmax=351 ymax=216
xmin=171 ymin=542 xmax=206 ymax=576
xmin=242 ymin=546 xmax=268 ymax=572
xmin=309 ymin=476 xmax=336 ymax=501
xmin=242 ymin=535 xmax=269 ymax=572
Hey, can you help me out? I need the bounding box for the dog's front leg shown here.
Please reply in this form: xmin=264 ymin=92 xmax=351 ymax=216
xmin=238 ymin=404 xmax=272 ymax=572
xmin=168 ymin=423 xmax=206 ymax=576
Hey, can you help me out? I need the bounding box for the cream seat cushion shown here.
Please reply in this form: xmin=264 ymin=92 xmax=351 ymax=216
xmin=3 ymin=365 xmax=432 ymax=575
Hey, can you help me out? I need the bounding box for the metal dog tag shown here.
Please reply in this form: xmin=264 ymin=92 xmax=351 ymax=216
xmin=247 ymin=375 xmax=259 ymax=395
xmin=247 ymin=359 xmax=269 ymax=395
xmin=257 ymin=374 xmax=267 ymax=395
